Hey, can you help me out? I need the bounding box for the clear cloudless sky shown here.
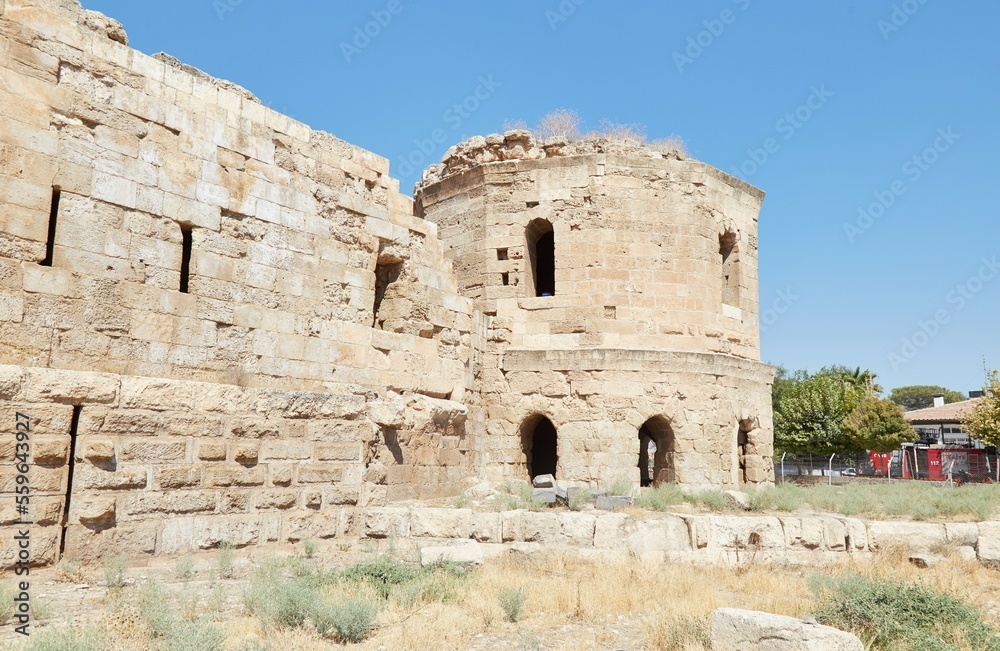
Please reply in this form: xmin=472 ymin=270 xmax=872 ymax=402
xmin=80 ymin=0 xmax=1000 ymax=395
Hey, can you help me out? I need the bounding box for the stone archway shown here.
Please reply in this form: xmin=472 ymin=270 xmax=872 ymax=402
xmin=639 ymin=416 xmax=676 ymax=486
xmin=521 ymin=414 xmax=558 ymax=479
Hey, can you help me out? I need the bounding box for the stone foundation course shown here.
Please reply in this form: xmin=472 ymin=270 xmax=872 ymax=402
xmin=361 ymin=506 xmax=1000 ymax=567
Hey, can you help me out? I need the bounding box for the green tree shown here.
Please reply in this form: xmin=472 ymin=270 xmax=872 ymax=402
xmin=964 ymin=371 xmax=1000 ymax=448
xmin=889 ymin=385 xmax=967 ymax=411
xmin=841 ymin=395 xmax=917 ymax=453
xmin=773 ymin=370 xmax=864 ymax=457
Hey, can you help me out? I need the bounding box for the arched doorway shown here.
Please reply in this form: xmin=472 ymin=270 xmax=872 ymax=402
xmin=638 ymin=416 xmax=676 ymax=486
xmin=521 ymin=415 xmax=558 ymax=479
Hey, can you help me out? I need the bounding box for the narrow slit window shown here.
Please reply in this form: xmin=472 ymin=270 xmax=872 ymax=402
xmin=719 ymin=231 xmax=740 ymax=308
xmin=373 ymin=260 xmax=403 ymax=328
xmin=40 ymin=187 xmax=61 ymax=267
xmin=526 ymin=219 xmax=555 ymax=297
xmin=179 ymin=225 xmax=193 ymax=294
xmin=501 ymin=272 xmax=510 ymax=286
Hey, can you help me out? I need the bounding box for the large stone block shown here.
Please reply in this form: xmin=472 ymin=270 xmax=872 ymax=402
xmin=710 ymin=608 xmax=864 ymax=651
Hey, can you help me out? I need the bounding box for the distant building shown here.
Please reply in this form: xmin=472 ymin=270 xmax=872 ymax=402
xmin=903 ymin=396 xmax=984 ymax=447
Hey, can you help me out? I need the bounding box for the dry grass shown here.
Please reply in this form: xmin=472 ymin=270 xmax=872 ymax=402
xmin=9 ymin=545 xmax=1000 ymax=650
xmin=502 ymin=110 xmax=688 ymax=156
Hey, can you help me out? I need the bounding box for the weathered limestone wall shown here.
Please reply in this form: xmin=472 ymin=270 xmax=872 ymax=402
xmin=415 ymin=135 xmax=774 ymax=488
xmin=416 ymin=136 xmax=764 ymax=357
xmin=0 ymin=364 xmax=473 ymax=566
xmin=364 ymin=506 xmax=999 ymax=568
xmin=0 ymin=0 xmax=480 ymax=567
xmin=0 ymin=0 xmax=471 ymax=397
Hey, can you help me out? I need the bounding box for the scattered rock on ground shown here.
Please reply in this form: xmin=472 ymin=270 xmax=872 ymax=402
xmin=710 ymin=608 xmax=864 ymax=650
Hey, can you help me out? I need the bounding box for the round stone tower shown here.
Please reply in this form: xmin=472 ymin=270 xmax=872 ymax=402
xmin=415 ymin=132 xmax=774 ymax=489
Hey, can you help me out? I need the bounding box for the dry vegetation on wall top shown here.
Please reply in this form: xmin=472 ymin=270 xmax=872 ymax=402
xmin=504 ymin=109 xmax=688 ymax=154
xmin=419 ymin=110 xmax=689 ymax=186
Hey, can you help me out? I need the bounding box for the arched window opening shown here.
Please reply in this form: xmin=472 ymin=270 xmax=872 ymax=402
xmin=719 ymin=231 xmax=740 ymax=308
xmin=639 ymin=416 xmax=676 ymax=486
xmin=521 ymin=415 xmax=558 ymax=479
xmin=526 ymin=219 xmax=555 ymax=297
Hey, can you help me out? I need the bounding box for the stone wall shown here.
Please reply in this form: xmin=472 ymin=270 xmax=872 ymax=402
xmin=0 ymin=0 xmax=478 ymax=567
xmin=0 ymin=364 xmax=475 ymax=566
xmin=0 ymin=0 xmax=471 ymax=396
xmin=415 ymin=134 xmax=774 ymax=488
xmin=0 ymin=0 xmax=779 ymax=568
xmin=364 ymin=506 xmax=1000 ymax=568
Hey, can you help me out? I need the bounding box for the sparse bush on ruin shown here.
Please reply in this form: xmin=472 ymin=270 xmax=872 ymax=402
xmin=535 ymin=108 xmax=582 ymax=141
xmin=498 ymin=587 xmax=528 ymax=623
xmin=174 ymin=554 xmax=196 ymax=581
xmin=217 ymin=542 xmax=235 ymax=579
xmin=502 ymin=110 xmax=687 ymax=156
xmin=313 ymin=598 xmax=379 ymax=643
xmin=635 ymin=483 xmax=686 ymax=511
xmin=811 ymin=574 xmax=1000 ymax=650
xmin=103 ymin=554 xmax=129 ymax=590
xmin=341 ymin=555 xmax=418 ymax=600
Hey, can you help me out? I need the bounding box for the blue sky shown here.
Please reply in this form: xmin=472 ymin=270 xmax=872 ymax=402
xmin=81 ymin=0 xmax=1000 ymax=395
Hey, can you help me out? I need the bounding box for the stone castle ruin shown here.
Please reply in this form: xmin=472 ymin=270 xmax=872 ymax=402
xmin=0 ymin=0 xmax=773 ymax=567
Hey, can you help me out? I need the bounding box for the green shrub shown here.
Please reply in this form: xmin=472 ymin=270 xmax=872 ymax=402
xmin=301 ymin=537 xmax=318 ymax=559
xmin=104 ymin=554 xmax=129 ymax=589
xmin=57 ymin=560 xmax=82 ymax=580
xmin=811 ymin=574 xmax=1000 ymax=650
xmin=22 ymin=626 xmax=106 ymax=651
xmin=498 ymin=587 xmax=527 ymax=623
xmin=494 ymin=481 xmax=547 ymax=511
xmin=342 ymin=556 xmax=418 ymax=600
xmin=391 ymin=561 xmax=467 ymax=607
xmin=684 ymin=488 xmax=727 ymax=511
xmin=313 ymin=598 xmax=379 ymax=643
xmin=0 ymin=582 xmax=16 ymax=625
xmin=635 ymin=484 xmax=685 ymax=511
xmin=138 ymin=580 xmax=177 ymax=637
xmin=217 ymin=542 xmax=235 ymax=579
xmin=605 ymin=477 xmax=634 ymax=497
xmin=235 ymin=641 xmax=269 ymax=651
xmin=175 ymin=554 xmax=196 ymax=581
xmin=243 ymin=572 xmax=318 ymax=629
xmin=160 ymin=619 xmax=226 ymax=651
xmin=567 ymin=487 xmax=595 ymax=511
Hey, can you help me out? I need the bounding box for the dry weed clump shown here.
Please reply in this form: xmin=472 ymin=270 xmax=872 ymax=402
xmin=503 ymin=110 xmax=689 ymax=156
